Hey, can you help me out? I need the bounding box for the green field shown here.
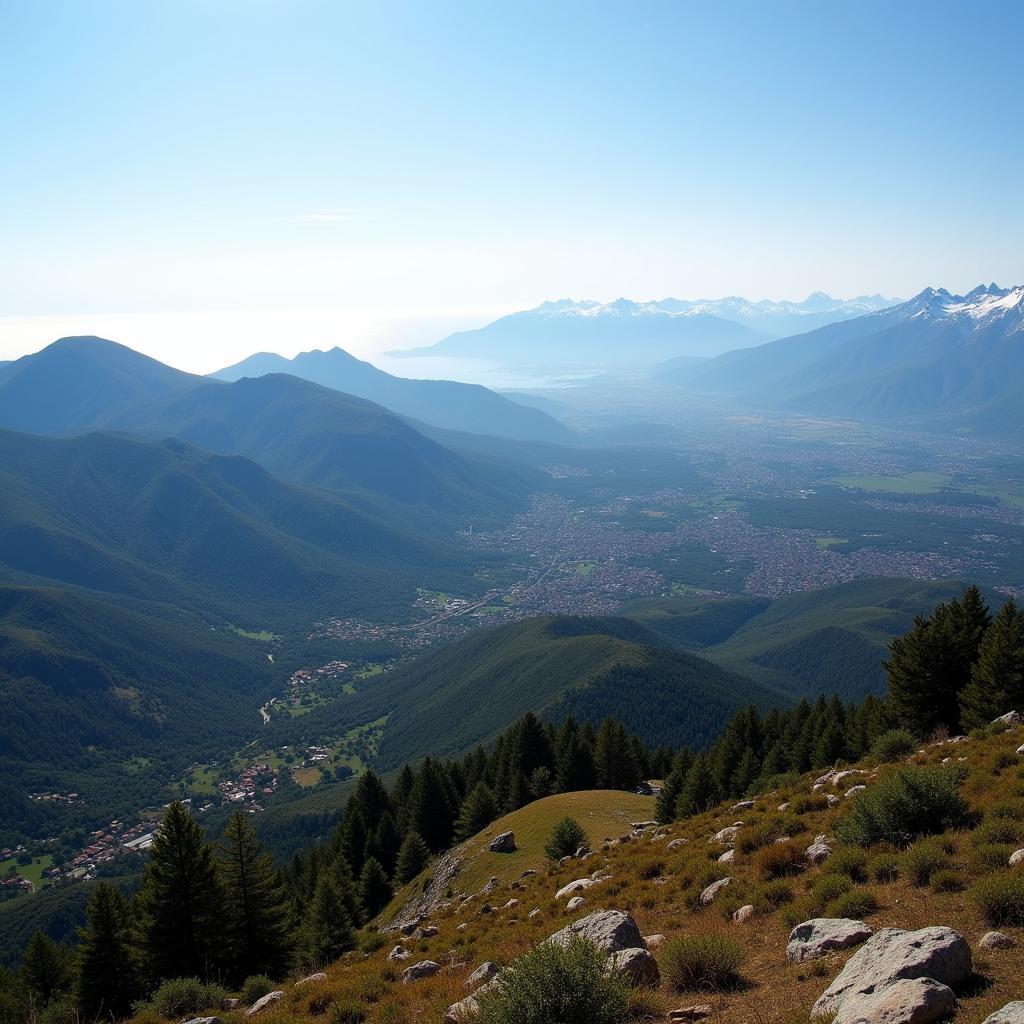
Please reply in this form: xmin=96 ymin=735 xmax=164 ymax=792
xmin=0 ymin=855 xmax=54 ymax=893
xmin=816 ymin=536 xmax=848 ymax=548
xmin=228 ymin=625 xmax=280 ymax=641
xmin=576 ymin=561 xmax=595 ymax=576
xmin=829 ymin=471 xmax=950 ymax=494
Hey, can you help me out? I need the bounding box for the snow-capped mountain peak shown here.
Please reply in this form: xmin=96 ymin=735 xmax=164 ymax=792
xmin=901 ymin=284 xmax=1024 ymax=330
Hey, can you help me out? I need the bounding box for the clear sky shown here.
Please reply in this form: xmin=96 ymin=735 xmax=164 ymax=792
xmin=2 ymin=0 xmax=1021 ymax=372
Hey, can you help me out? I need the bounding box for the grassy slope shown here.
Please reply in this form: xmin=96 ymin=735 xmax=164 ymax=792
xmin=188 ymin=722 xmax=1024 ymax=1024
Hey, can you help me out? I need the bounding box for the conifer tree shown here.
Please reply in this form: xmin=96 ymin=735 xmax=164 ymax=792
xmin=456 ymin=781 xmax=498 ymax=839
xmin=357 ymin=857 xmax=392 ymax=920
xmin=394 ymin=831 xmax=430 ymax=884
xmin=407 ymin=758 xmax=456 ymax=851
xmin=19 ymin=932 xmax=72 ymax=1008
xmin=555 ymin=733 xmax=596 ymax=792
xmin=594 ymin=719 xmax=642 ymax=790
xmin=301 ymin=875 xmax=354 ymax=967
xmin=76 ymin=882 xmax=139 ymax=1019
xmin=134 ymin=801 xmax=224 ymax=983
xmin=365 ymin=812 xmax=402 ymax=878
xmin=675 ymin=753 xmax=720 ymax=818
xmin=960 ymin=598 xmax=1024 ymax=728
xmin=217 ymin=811 xmax=293 ymax=981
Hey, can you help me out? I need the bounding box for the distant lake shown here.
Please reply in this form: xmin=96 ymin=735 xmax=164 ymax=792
xmin=372 ymin=352 xmax=600 ymax=390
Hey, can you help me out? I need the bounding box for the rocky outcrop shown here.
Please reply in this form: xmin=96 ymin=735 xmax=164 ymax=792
xmin=787 ymin=918 xmax=873 ymax=963
xmin=489 ymin=831 xmax=515 ymax=853
xmin=386 ymin=847 xmax=462 ymax=931
xmin=244 ymin=992 xmax=284 ymax=1016
xmin=466 ymin=961 xmax=498 ymax=988
xmin=401 ymin=960 xmax=441 ymax=983
xmin=983 ymin=1003 xmax=1024 ymax=1024
xmin=607 ymin=947 xmax=660 ymax=987
xmin=812 ymin=926 xmax=972 ymax=1020
xmin=831 ymin=977 xmax=956 ymax=1024
xmin=549 ymin=910 xmax=645 ymax=952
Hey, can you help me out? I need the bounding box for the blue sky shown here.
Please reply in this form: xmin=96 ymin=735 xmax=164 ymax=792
xmin=1 ymin=0 xmax=1021 ymax=371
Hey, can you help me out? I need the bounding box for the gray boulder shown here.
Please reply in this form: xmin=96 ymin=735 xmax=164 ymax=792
xmin=699 ymin=876 xmax=732 ymax=905
xmin=244 ymin=992 xmax=284 ymax=1016
xmin=295 ymin=972 xmax=327 ymax=987
xmin=489 ymin=831 xmax=515 ymax=853
xmin=806 ymin=834 xmax=833 ymax=864
xmin=387 ymin=945 xmax=412 ymax=962
xmin=979 ymin=931 xmax=1016 ymax=951
xmin=993 ymin=711 xmax=1022 ymax=727
xmin=549 ymin=909 xmax=645 ymax=952
xmin=607 ymin=947 xmax=660 ymax=987
xmin=401 ymin=960 xmax=441 ymax=983
xmin=181 ymin=1019 xmax=221 ymax=1024
xmin=788 ymin=918 xmax=873 ymax=963
xmin=812 ymin=926 xmax=971 ymax=1019
xmin=983 ymin=1003 xmax=1024 ymax=1024
xmin=831 ymin=977 xmax=956 ymax=1024
xmin=466 ymin=961 xmax=498 ymax=988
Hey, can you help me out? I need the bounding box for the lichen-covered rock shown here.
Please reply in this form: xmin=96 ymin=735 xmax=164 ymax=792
xmin=710 ymin=824 xmax=743 ymax=845
xmin=979 ymin=931 xmax=1016 ymax=951
xmin=699 ymin=876 xmax=732 ymax=905
xmin=548 ymin=909 xmax=645 ymax=952
xmin=489 ymin=831 xmax=515 ymax=853
xmin=831 ymin=977 xmax=956 ymax=1024
xmin=812 ymin=926 xmax=971 ymax=1019
xmin=565 ymin=895 xmax=586 ymax=912
xmin=402 ymin=960 xmax=441 ymax=983
xmin=806 ymin=834 xmax=833 ymax=864
xmin=787 ymin=918 xmax=873 ymax=963
xmin=466 ymin=961 xmax=498 ymax=988
xmin=607 ymin=947 xmax=660 ymax=987
xmin=733 ymin=904 xmax=754 ymax=923
xmin=295 ymin=972 xmax=327 ymax=987
xmin=245 ymin=992 xmax=284 ymax=1016
xmin=982 ymin=1002 xmax=1024 ymax=1024
xmin=387 ymin=945 xmax=412 ymax=962
xmin=555 ymin=877 xmax=596 ymax=899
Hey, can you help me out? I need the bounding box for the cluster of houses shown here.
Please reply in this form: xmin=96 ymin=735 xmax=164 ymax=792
xmin=218 ymin=762 xmax=277 ymax=804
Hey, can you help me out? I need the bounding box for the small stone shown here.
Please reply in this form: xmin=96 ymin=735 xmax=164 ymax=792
xmin=732 ymin=799 xmax=755 ymax=810
xmin=718 ymin=848 xmax=735 ymax=863
xmin=669 ymin=1006 xmax=713 ymax=1021
xmin=979 ymin=930 xmax=1017 ymax=950
xmin=827 ymin=794 xmax=840 ymax=807
xmin=387 ymin=945 xmax=412 ymax=962
xmin=806 ymin=834 xmax=832 ymax=864
xmin=456 ymin=922 xmax=468 ymax=932
xmin=528 ymin=907 xmax=541 ymax=918
xmin=414 ymin=925 xmax=438 ymax=938
xmin=733 ymin=904 xmax=754 ymax=923
xmin=699 ymin=877 xmax=732 ymax=905
xmin=182 ymin=1018 xmax=221 ymax=1024
xmin=521 ymin=868 xmax=537 ymax=877
xmin=710 ymin=824 xmax=743 ymax=845
xmin=220 ymin=1000 xmax=240 ymax=1011
xmin=1009 ymin=848 xmax=1024 ymax=866
xmin=295 ymin=972 xmax=327 ymax=986
xmin=777 ymin=802 xmax=790 ymax=812
xmin=502 ymin=898 xmax=519 ymax=910
xmin=399 ymin=915 xmax=424 ymax=935
xmin=481 ymin=876 xmax=500 ymax=894
xmin=845 ymin=785 xmax=867 ymax=799
xmin=402 ymin=960 xmax=441 ymax=983
xmin=643 ymin=933 xmax=666 ymax=948
xmin=555 ymin=878 xmax=595 ymax=899
xmin=606 ymin=946 xmax=660 ymax=987
xmin=566 ymin=895 xmax=586 ymax=912
xmin=489 ymin=831 xmax=515 ymax=853
xmin=667 ymin=838 xmax=688 ymax=851
xmin=245 ymin=992 xmax=284 ymax=1016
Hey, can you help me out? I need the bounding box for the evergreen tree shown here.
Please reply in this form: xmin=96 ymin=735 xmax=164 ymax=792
xmin=676 ymin=754 xmax=720 ymax=818
xmin=357 ymin=857 xmax=392 ymax=920
xmin=365 ymin=812 xmax=402 ymax=878
xmin=555 ymin=733 xmax=596 ymax=792
xmin=301 ymin=875 xmax=354 ymax=967
xmin=529 ymin=765 xmax=554 ymax=800
xmin=960 ymin=598 xmax=1024 ymax=728
xmin=217 ymin=811 xmax=293 ymax=981
xmin=594 ymin=719 xmax=642 ymax=790
xmin=76 ymin=882 xmax=139 ymax=1020
xmin=509 ymin=712 xmax=555 ymax=779
xmin=456 ymin=781 xmax=498 ymax=839
xmin=407 ymin=758 xmax=457 ymax=851
xmin=134 ymin=802 xmax=224 ymax=983
xmin=19 ymin=932 xmax=72 ymax=1008
xmin=394 ymin=831 xmax=430 ymax=884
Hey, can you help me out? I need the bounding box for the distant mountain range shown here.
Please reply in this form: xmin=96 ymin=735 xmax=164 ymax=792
xmin=392 ymin=293 xmax=897 ymax=367
xmin=665 ymin=283 xmax=1024 ymax=433
xmin=211 ymin=346 xmax=570 ymax=442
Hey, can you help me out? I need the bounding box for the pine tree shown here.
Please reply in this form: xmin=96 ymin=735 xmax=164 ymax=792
xmin=301 ymin=875 xmax=354 ymax=967
xmin=217 ymin=811 xmax=293 ymax=981
xmin=134 ymin=801 xmax=225 ymax=983
xmin=456 ymin=781 xmax=498 ymax=839
xmin=529 ymin=765 xmax=554 ymax=800
xmin=19 ymin=932 xmax=72 ymax=1008
xmin=357 ymin=857 xmax=392 ymax=920
xmin=594 ymin=719 xmax=642 ymax=790
xmin=960 ymin=598 xmax=1024 ymax=728
xmin=365 ymin=812 xmax=402 ymax=878
xmin=676 ymin=754 xmax=720 ymax=818
xmin=394 ymin=831 xmax=430 ymax=884
xmin=555 ymin=733 xmax=596 ymax=792
xmin=76 ymin=882 xmax=139 ymax=1019
xmin=407 ymin=758 xmax=456 ymax=852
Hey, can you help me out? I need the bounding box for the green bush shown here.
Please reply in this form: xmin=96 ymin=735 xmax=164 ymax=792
xmin=661 ymin=934 xmax=746 ymax=992
xmin=737 ymin=817 xmax=804 ymax=854
xmin=870 ymin=729 xmax=918 ymax=763
xmin=971 ymin=872 xmax=1024 ymax=926
xmin=791 ymin=794 xmax=829 ymax=815
xmin=972 ymin=843 xmax=1013 ymax=871
xmin=868 ymin=852 xmax=900 ymax=883
xmin=827 ymin=889 xmax=878 ymax=919
xmin=142 ymin=978 xmax=228 ymax=1019
xmin=751 ymin=879 xmax=795 ymax=914
xmin=328 ymin=1001 xmax=367 ymax=1024
xmin=822 ymin=847 xmax=868 ymax=882
xmin=810 ymin=874 xmax=852 ymax=906
xmin=240 ymin=976 xmax=274 ymax=1005
xmin=902 ymin=838 xmax=952 ymax=886
xmin=835 ymin=766 xmax=969 ymax=847
xmin=930 ymin=869 xmax=965 ymax=893
xmin=989 ymin=800 xmax=1024 ymax=820
xmin=476 ymin=938 xmax=629 ymax=1024
xmin=756 ymin=841 xmax=805 ymax=880
xmin=973 ymin=819 xmax=1022 ymax=846
xmin=545 ymin=817 xmax=589 ymax=862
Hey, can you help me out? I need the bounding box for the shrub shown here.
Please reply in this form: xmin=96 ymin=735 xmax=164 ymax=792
xmin=989 ymin=801 xmax=1024 ymax=821
xmin=835 ymin=766 xmax=969 ymax=847
xmin=931 ymin=869 xmax=965 ymax=893
xmin=973 ymin=819 xmax=1022 ymax=846
xmin=902 ymin=838 xmax=952 ymax=886
xmin=972 ymin=843 xmax=1013 ymax=871
xmin=751 ymin=879 xmax=794 ymax=914
xmin=143 ymin=978 xmax=228 ymax=1019
xmin=822 ymin=847 xmax=868 ymax=882
xmin=328 ymin=1002 xmax=366 ymax=1024
xmin=994 ymin=751 xmax=1018 ymax=772
xmin=971 ymin=872 xmax=1024 ymax=926
xmin=661 ymin=934 xmax=746 ymax=992
xmin=737 ymin=817 xmax=804 ymax=855
xmin=868 ymin=852 xmax=900 ymax=883
xmin=240 ymin=976 xmax=274 ymax=1005
xmin=827 ymin=889 xmax=878 ymax=918
xmin=791 ymin=794 xmax=829 ymax=815
xmin=545 ymin=817 xmax=589 ymax=861
xmin=756 ymin=841 xmax=805 ymax=880
xmin=810 ymin=874 xmax=852 ymax=906
xmin=870 ymin=729 xmax=918 ymax=763
xmin=638 ymin=860 xmax=665 ymax=881
xmin=476 ymin=937 xmax=629 ymax=1024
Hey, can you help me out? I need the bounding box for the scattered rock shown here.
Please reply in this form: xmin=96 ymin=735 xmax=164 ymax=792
xmin=777 ymin=802 xmax=790 ymax=812
xmin=245 ymin=992 xmax=284 ymax=1016
xmin=521 ymin=868 xmax=537 ymax=878
xmin=982 ymin=1002 xmax=1024 ymax=1024
xmin=827 ymin=794 xmax=840 ymax=807
xmin=402 ymin=960 xmax=441 ymax=984
xmin=733 ymin=904 xmax=755 ymax=923
xmin=295 ymin=972 xmax=327 ymax=986
xmin=812 ymin=926 xmax=972 ymax=1020
xmin=413 ymin=925 xmax=439 ymax=938
xmin=667 ymin=838 xmax=688 ymax=851
xmin=502 ymin=898 xmax=519 ymax=910
xmin=806 ymin=835 xmax=833 ymax=864
xmin=787 ymin=918 xmax=873 ymax=963
xmin=718 ymin=848 xmax=735 ymax=863
xmin=1009 ymin=848 xmax=1024 ymax=866
xmin=631 ymin=820 xmax=659 ymax=829
xmin=979 ymin=931 xmax=1017 ymax=950
xmin=814 ymin=769 xmax=838 ymax=787
xmin=399 ymin=915 xmax=425 ymax=935
xmin=566 ymin=895 xmax=586 ymax=912
xmin=1017 ymin=744 xmax=1024 ymax=755
xmin=182 ymin=1018 xmax=221 ymax=1024
xmin=699 ymin=877 xmax=732 ymax=905
xmin=528 ymin=908 xmax=541 ymax=918
xmin=466 ymin=961 xmax=498 ymax=988
xmin=220 ymin=999 xmax=240 ymax=1011
xmin=574 ymin=845 xmax=591 ymax=859
xmin=607 ymin=946 xmax=660 ymax=987
xmin=711 ymin=824 xmax=743 ymax=845
xmin=732 ymin=799 xmax=755 ymax=810
xmin=555 ymin=878 xmax=596 ymax=899
xmin=456 ymin=922 xmax=468 ymax=932
xmin=444 ymin=994 xmax=480 ymax=1023
xmin=489 ymin=831 xmax=515 ymax=853
xmin=481 ymin=876 xmax=500 ymax=894
xmin=549 ymin=909 xmax=645 ymax=952
xmin=644 ymin=933 xmax=666 ymax=948
xmin=831 ymin=977 xmax=956 ymax=1024
xmin=669 ymin=1006 xmax=713 ymax=1021
xmin=993 ymin=711 xmax=1023 ymax=727
xmin=833 ymin=769 xmax=866 ymax=788
xmin=387 ymin=945 xmax=412 ymax=962
xmin=845 ymin=785 xmax=867 ymax=799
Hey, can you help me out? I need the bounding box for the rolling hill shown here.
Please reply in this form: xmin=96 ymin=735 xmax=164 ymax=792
xmin=667 ymin=284 xmax=1024 ymax=433
xmin=211 ymin=347 xmax=571 ymax=442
